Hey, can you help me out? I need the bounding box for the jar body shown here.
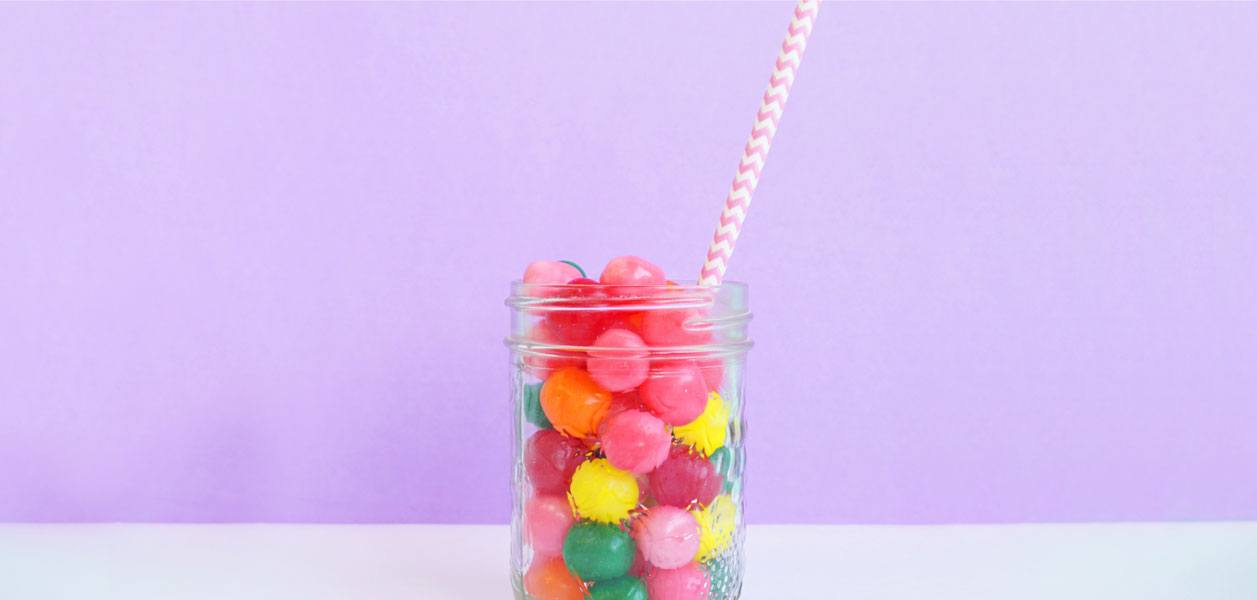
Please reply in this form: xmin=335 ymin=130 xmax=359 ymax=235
xmin=507 ymin=282 xmax=750 ymax=600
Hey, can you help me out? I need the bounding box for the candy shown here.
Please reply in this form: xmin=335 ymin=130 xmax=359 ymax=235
xmin=649 ymin=446 xmax=722 ymax=509
xmin=646 ymin=562 xmax=709 ymax=600
xmin=526 ymin=495 xmax=576 ymax=558
xmin=671 ymin=392 xmax=728 ymax=457
xmin=587 ymin=329 xmax=650 ymax=392
xmin=524 ymin=323 xmax=585 ymax=380
xmin=692 ymin=494 xmax=736 ymax=561
xmin=601 ymin=410 xmax=672 ymax=475
xmin=524 ymin=557 xmax=586 ymax=600
xmin=545 ymin=278 xmax=614 ymax=346
xmin=525 ymin=430 xmax=588 ymax=496
xmin=569 ymin=458 xmax=639 ymax=523
xmin=696 ymin=358 xmax=724 ymax=392
xmin=639 ymin=361 xmax=709 ymax=426
xmin=562 ymin=521 xmax=637 ymax=582
xmin=588 ymin=575 xmax=649 ymax=600
xmin=600 ymin=256 xmax=666 ymax=289
xmin=541 ymin=368 xmax=613 ymax=439
xmin=632 ymin=506 xmax=701 ymax=569
xmin=523 ymin=382 xmax=552 ymax=430
xmin=640 ymin=306 xmax=713 ymax=347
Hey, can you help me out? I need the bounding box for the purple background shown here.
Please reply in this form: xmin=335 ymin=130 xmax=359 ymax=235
xmin=2 ymin=2 xmax=1256 ymax=524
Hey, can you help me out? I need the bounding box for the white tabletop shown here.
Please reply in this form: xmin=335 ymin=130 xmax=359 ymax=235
xmin=2 ymin=522 xmax=1255 ymax=599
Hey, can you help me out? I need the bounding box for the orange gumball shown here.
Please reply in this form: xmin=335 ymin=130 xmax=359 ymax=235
xmin=540 ymin=368 xmax=612 ymax=439
xmin=524 ymin=557 xmax=586 ymax=600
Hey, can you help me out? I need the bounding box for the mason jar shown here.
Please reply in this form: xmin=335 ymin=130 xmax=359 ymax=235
xmin=506 ymin=280 xmax=751 ymax=600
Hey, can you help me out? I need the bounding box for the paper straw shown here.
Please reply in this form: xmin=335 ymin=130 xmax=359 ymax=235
xmin=699 ymin=0 xmax=820 ymax=286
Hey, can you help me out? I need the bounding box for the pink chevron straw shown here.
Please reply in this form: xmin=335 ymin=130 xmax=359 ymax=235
xmin=699 ymin=0 xmax=820 ymax=285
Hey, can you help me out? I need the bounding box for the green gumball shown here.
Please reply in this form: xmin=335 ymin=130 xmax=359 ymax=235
xmin=589 ymin=575 xmax=648 ymax=600
xmin=523 ymin=382 xmax=551 ymax=429
xmin=562 ymin=521 xmax=636 ymax=582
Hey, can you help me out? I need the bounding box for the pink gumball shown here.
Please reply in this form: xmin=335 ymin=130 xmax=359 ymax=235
xmin=600 ymin=256 xmax=666 ymax=289
xmin=587 ymin=329 xmax=650 ymax=392
xmin=640 ymin=306 xmax=713 ymax=347
xmin=633 ymin=506 xmax=701 ymax=569
xmin=696 ymin=358 xmax=723 ymax=392
xmin=639 ymin=361 xmax=709 ymax=426
xmin=602 ymin=409 xmax=672 ymax=474
xmin=522 ymin=322 xmax=584 ymax=380
xmin=647 ymin=562 xmax=710 ymax=600
xmin=523 ymin=260 xmax=583 ymax=298
xmin=525 ymin=495 xmax=575 ymax=558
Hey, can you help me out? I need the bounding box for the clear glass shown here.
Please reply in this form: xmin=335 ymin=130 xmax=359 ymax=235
xmin=506 ymin=282 xmax=751 ymax=600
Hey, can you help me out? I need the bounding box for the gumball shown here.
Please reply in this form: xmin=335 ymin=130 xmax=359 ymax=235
xmin=671 ymin=392 xmax=728 ymax=457
xmin=545 ymin=278 xmax=613 ymax=346
xmin=640 ymin=306 xmax=713 ymax=347
xmin=525 ymin=430 xmax=588 ymax=495
xmin=639 ymin=361 xmax=708 ymax=426
xmin=696 ymin=358 xmax=724 ymax=392
xmin=541 ymin=368 xmax=612 ymax=439
xmin=569 ymin=458 xmax=639 ymax=523
xmin=588 ymin=575 xmax=648 ymax=600
xmin=646 ymin=562 xmax=709 ymax=600
xmin=601 ymin=410 xmax=672 ymax=475
xmin=524 ymin=557 xmax=586 ymax=600
xmin=600 ymin=256 xmax=666 ymax=289
xmin=693 ymin=495 xmax=736 ymax=561
xmin=563 ymin=521 xmax=637 ymax=581
xmin=524 ymin=323 xmax=585 ymax=380
xmin=526 ymin=495 xmax=576 ymax=558
xmin=632 ymin=506 xmax=701 ymax=569
xmin=523 ymin=382 xmax=552 ymax=430
xmin=649 ymin=446 xmax=722 ymax=509
xmin=587 ymin=329 xmax=649 ymax=392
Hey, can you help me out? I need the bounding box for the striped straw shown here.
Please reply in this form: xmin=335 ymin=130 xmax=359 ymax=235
xmin=699 ymin=0 xmax=820 ymax=285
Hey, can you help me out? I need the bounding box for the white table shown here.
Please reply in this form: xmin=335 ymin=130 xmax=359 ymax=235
xmin=2 ymin=523 xmax=1255 ymax=599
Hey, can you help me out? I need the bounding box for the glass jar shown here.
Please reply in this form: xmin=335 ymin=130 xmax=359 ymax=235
xmin=506 ymin=281 xmax=751 ymax=600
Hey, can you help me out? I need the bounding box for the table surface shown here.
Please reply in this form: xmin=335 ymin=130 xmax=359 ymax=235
xmin=2 ymin=522 xmax=1255 ymax=599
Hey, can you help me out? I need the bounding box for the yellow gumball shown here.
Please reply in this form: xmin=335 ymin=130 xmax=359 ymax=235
xmin=568 ymin=458 xmax=638 ymax=523
xmin=672 ymin=392 xmax=729 ymax=456
xmin=693 ymin=494 xmax=736 ymax=561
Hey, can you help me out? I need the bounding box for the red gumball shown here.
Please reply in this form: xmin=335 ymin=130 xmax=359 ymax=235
xmin=649 ymin=445 xmax=722 ymax=509
xmin=544 ymin=278 xmax=614 ymax=346
xmin=525 ymin=430 xmax=589 ymax=495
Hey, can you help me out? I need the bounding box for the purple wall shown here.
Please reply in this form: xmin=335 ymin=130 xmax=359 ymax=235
xmin=2 ymin=2 xmax=1256 ymax=524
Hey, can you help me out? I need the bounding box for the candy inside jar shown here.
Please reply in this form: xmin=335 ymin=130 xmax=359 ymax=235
xmin=509 ymin=257 xmax=750 ymax=600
